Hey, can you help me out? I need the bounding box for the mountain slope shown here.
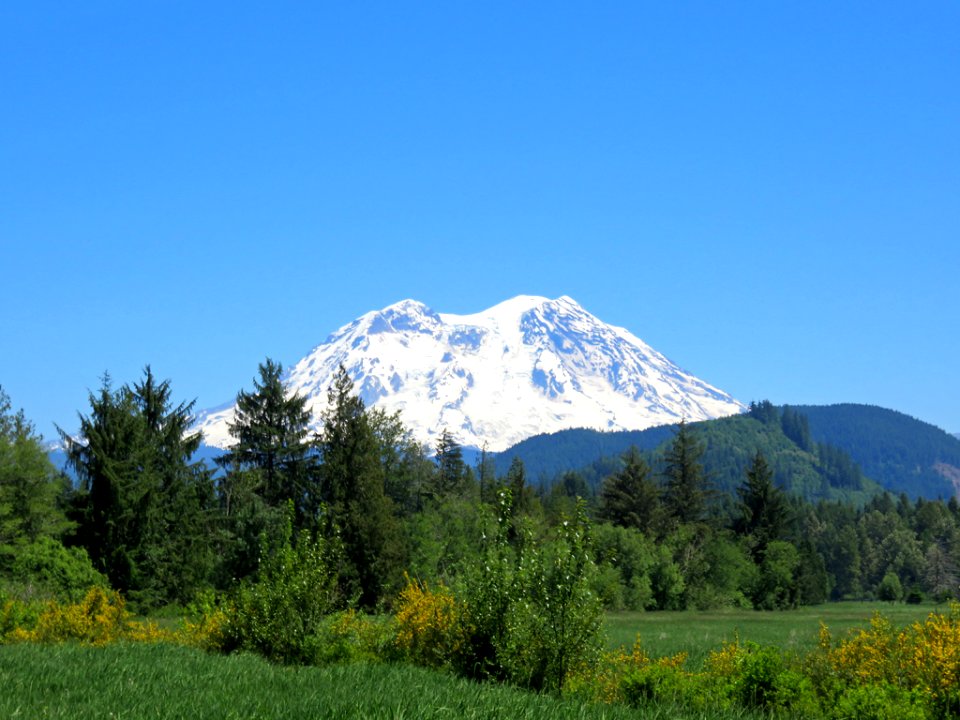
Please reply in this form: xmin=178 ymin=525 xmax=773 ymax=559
xmin=793 ymin=404 xmax=960 ymax=499
xmin=494 ymin=403 xmax=960 ymax=501
xmin=195 ymin=295 xmax=745 ymax=451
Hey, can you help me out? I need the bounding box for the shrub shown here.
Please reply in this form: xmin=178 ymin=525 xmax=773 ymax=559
xmin=218 ymin=514 xmax=338 ymax=664
xmin=706 ymin=638 xmax=818 ymax=716
xmin=834 ymin=684 xmax=926 ymax=720
xmin=817 ymin=604 xmax=960 ymax=718
xmin=314 ymin=609 xmax=394 ymax=665
xmin=506 ymin=501 xmax=604 ymax=693
xmin=5 ymin=586 xmax=172 ymax=645
xmin=1 ymin=537 xmax=107 ymax=603
xmin=393 ymin=574 xmax=462 ymax=669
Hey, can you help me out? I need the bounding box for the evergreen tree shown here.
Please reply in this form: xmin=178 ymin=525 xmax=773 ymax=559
xmin=434 ymin=428 xmax=467 ymax=498
xmin=218 ymin=359 xmax=315 ymax=527
xmin=748 ymin=400 xmax=779 ymax=425
xmin=597 ymin=447 xmax=659 ymax=534
xmin=735 ymin=450 xmax=788 ymax=558
xmin=316 ymin=365 xmax=402 ymax=608
xmin=60 ymin=368 xmax=215 ymax=607
xmin=477 ymin=442 xmax=497 ymax=505
xmin=661 ymin=421 xmax=710 ymax=525
xmin=130 ymin=368 xmax=216 ymax=606
xmin=503 ymin=457 xmax=534 ymax=517
xmin=369 ymin=407 xmax=431 ymax=516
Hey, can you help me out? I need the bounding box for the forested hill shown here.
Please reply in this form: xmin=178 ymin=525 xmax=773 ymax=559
xmin=494 ymin=403 xmax=958 ymax=502
xmin=491 ymin=425 xmax=676 ymax=481
xmin=792 ymin=404 xmax=960 ymax=499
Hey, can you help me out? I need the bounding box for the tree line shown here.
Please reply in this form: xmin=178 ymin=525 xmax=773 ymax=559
xmin=1 ymin=369 xmax=958 ymax=613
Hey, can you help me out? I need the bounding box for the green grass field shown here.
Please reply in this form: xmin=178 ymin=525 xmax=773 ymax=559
xmin=0 ymin=642 xmax=768 ymax=720
xmin=605 ymin=601 xmax=938 ymax=667
xmin=0 ymin=603 xmax=939 ymax=719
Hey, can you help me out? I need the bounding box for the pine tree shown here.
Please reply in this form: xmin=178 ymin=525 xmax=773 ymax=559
xmin=661 ymin=420 xmax=710 ymax=525
xmin=316 ymin=365 xmax=402 ymax=608
xmin=736 ymin=450 xmax=788 ymax=558
xmin=218 ymin=359 xmax=315 ymax=527
xmin=597 ymin=447 xmax=659 ymax=534
xmin=130 ymin=367 xmax=215 ymax=606
xmin=60 ymin=369 xmax=215 ymax=607
xmin=434 ymin=428 xmax=467 ymax=498
xmin=504 ymin=457 xmax=534 ymax=517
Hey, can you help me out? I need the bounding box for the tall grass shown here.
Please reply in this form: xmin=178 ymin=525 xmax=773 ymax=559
xmin=0 ymin=642 xmax=765 ymax=720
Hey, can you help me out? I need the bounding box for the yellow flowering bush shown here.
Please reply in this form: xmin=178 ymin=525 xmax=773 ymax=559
xmin=7 ymin=587 xmax=175 ymax=646
xmin=566 ymin=635 xmax=690 ymax=706
xmin=817 ymin=603 xmax=960 ymax=719
xmin=393 ymin=574 xmax=463 ymax=669
xmin=179 ymin=608 xmax=229 ymax=651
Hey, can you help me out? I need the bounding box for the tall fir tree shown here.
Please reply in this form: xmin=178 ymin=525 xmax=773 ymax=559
xmin=597 ymin=447 xmax=659 ymax=534
xmin=661 ymin=420 xmax=710 ymax=526
xmin=218 ymin=359 xmax=315 ymax=528
xmin=60 ymin=368 xmax=215 ymax=607
xmin=316 ymin=365 xmax=402 ymax=608
xmin=735 ymin=450 xmax=789 ymax=559
xmin=434 ymin=428 xmax=467 ymax=498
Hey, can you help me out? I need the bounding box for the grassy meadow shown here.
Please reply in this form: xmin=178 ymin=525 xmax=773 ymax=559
xmin=1 ymin=602 xmax=944 ymax=720
xmin=0 ymin=642 xmax=768 ymax=720
xmin=605 ymin=601 xmax=939 ymax=667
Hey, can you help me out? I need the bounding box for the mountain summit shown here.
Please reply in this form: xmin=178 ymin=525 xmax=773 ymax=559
xmin=195 ymin=296 xmax=745 ymax=451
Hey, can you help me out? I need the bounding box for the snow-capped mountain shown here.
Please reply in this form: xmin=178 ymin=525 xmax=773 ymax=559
xmin=195 ymin=296 xmax=745 ymax=452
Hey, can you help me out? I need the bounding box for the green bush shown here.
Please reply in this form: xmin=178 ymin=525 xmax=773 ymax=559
xmin=219 ymin=512 xmax=338 ymax=664
xmin=455 ymin=495 xmax=604 ymax=694
xmin=1 ymin=537 xmax=107 ymax=603
xmin=834 ymin=684 xmax=926 ymax=720
xmin=621 ymin=663 xmax=696 ymax=707
xmin=504 ymin=501 xmax=604 ymax=693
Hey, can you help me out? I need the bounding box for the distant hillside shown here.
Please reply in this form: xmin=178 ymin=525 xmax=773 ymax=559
xmin=792 ymin=404 xmax=960 ymax=499
xmin=494 ymin=403 xmax=958 ymax=502
xmin=492 ymin=425 xmax=675 ymax=481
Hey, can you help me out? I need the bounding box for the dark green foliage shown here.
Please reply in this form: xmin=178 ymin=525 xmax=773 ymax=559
xmin=492 ymin=425 xmax=675 ymax=485
xmin=370 ymin=407 xmax=433 ymax=515
xmin=217 ymin=359 xmax=316 ymax=527
xmin=748 ymin=400 xmax=779 ymax=426
xmin=597 ymin=447 xmax=659 ymax=534
xmin=818 ymin=443 xmax=865 ymax=491
xmin=662 ymin=421 xmax=710 ymax=526
xmin=781 ymin=406 xmax=814 ymax=451
xmin=497 ymin=403 xmax=955 ymax=504
xmin=59 ymin=369 xmax=215 ymax=608
xmin=503 ymin=456 xmax=535 ymax=518
xmin=316 ymin=366 xmax=403 ymax=608
xmin=736 ymin=451 xmax=788 ymax=558
xmin=795 ymin=403 xmax=960 ymax=498
xmin=433 ymin=428 xmax=468 ymax=498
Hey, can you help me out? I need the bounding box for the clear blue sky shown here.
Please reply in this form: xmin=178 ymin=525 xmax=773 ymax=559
xmin=2 ymin=1 xmax=958 ymax=439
